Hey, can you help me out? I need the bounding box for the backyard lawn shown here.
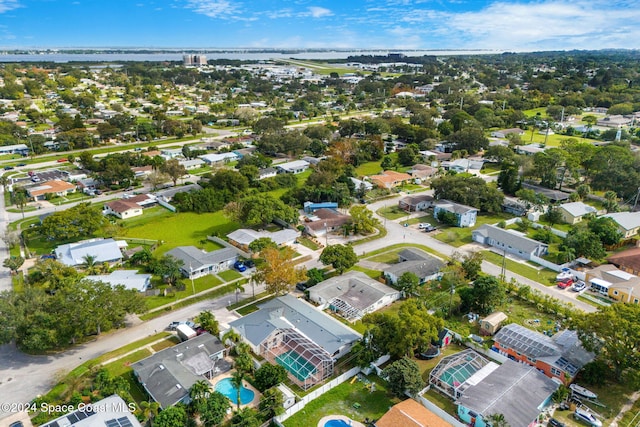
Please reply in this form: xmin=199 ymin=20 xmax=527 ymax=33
xmin=120 ymin=208 xmax=238 ymax=255
xmin=481 ymin=250 xmax=558 ymax=285
xmin=377 ymin=205 xmax=411 ymax=220
xmin=282 ymin=375 xmax=399 ymax=427
xmin=433 ymin=213 xmax=513 ymax=247
xmin=144 ymin=274 xmax=224 ymax=310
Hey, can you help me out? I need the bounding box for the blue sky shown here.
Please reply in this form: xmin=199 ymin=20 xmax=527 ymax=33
xmin=0 ymin=0 xmax=638 ymax=51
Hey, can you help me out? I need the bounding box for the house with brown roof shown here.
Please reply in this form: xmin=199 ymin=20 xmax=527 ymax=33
xmin=104 ymin=194 xmax=155 ymax=219
xmin=608 ymin=246 xmax=640 ymax=276
xmin=376 ymin=399 xmax=453 ymax=427
xmin=399 ymin=194 xmax=434 ymax=212
xmin=26 ymin=180 xmax=76 ymax=200
xmin=304 ymin=208 xmax=351 ymax=237
xmin=368 ymin=170 xmax=412 ymax=189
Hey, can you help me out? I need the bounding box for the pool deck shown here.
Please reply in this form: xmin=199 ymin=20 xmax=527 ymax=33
xmin=318 ymin=415 xmax=365 ymax=427
xmin=211 ymin=370 xmax=261 ymax=409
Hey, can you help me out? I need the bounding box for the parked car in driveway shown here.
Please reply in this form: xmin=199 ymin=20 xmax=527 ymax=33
xmin=571 ymin=280 xmax=586 ymax=292
xmin=234 ymin=261 xmax=247 ymax=272
xmin=548 ymin=418 xmax=565 ymax=427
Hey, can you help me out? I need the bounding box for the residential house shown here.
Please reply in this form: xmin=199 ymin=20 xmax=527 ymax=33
xmin=227 ymin=228 xmax=299 ymax=251
xmin=608 ymin=246 xmax=640 ymax=276
xmin=398 ymin=194 xmax=434 ymax=212
xmin=376 ymin=399 xmax=453 ymax=427
xmin=384 ymin=248 xmax=445 ymax=285
xmin=104 ymin=199 xmax=143 ymax=219
xmin=479 ymin=311 xmax=508 ymax=336
xmin=276 ymin=159 xmax=310 ymax=174
xmin=408 ymin=164 xmax=438 ymax=181
xmin=308 ymin=271 xmax=401 ymax=321
xmin=433 ymin=200 xmax=478 ymax=228
xmin=597 ymin=115 xmax=632 ymax=127
xmin=441 ymin=158 xmax=484 ymax=174
xmin=350 ymin=177 xmax=373 ymax=192
xmin=0 ymin=143 xmax=29 ymax=155
xmin=155 ymin=183 xmax=202 ymax=202
xmin=85 ymin=270 xmax=152 ymax=292
xmin=602 ymin=212 xmax=640 ymax=238
xmin=41 ymin=394 xmax=142 ymax=427
xmin=586 ymin=264 xmax=640 ymax=303
xmin=516 ymin=144 xmax=546 ymax=156
xmin=472 ymin=224 xmax=548 ymax=260
xmin=492 ymin=323 xmax=594 ymax=384
xmin=166 ymin=246 xmax=240 ymax=279
xmin=368 ymin=170 xmax=412 ymax=189
xmin=303 ymin=201 xmax=339 ymax=213
xmin=258 ymin=167 xmax=278 ymax=180
xmin=502 ymin=198 xmax=528 ymax=216
xmin=457 ymin=358 xmax=558 ymax=427
xmin=179 ymin=158 xmax=206 ymax=170
xmin=520 ymin=183 xmax=570 ymax=203
xmin=199 ymin=152 xmax=239 ymax=165
xmin=132 ymin=333 xmax=226 ymax=408
xmin=229 ymin=294 xmax=361 ymax=389
xmin=490 ymin=128 xmax=525 ymax=139
xmin=55 ymin=238 xmax=125 ymax=267
xmin=26 ymin=179 xmax=76 ymax=200
xmin=160 ymin=148 xmax=183 ymax=159
xmin=304 ymin=208 xmax=352 ymax=237
xmin=558 ymin=201 xmax=597 ymax=224
xmin=104 ymin=194 xmax=155 ymax=219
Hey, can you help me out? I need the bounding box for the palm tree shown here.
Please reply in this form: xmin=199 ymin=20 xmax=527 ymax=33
xmin=81 ymin=254 xmax=98 ymax=273
xmin=12 ymin=189 xmax=28 ymax=219
xmin=487 ymin=413 xmax=510 ymax=427
xmin=140 ymin=400 xmax=159 ymax=426
xmin=189 ymin=379 xmax=211 ymax=412
xmin=230 ymin=370 xmax=245 ymax=411
xmin=0 ymin=175 xmax=9 ymax=192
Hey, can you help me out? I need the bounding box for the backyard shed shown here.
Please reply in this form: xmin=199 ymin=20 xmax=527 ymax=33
xmin=479 ymin=311 xmax=508 ymax=336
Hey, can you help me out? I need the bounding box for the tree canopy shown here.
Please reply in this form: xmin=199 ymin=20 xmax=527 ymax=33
xmin=319 ymin=244 xmax=358 ymax=273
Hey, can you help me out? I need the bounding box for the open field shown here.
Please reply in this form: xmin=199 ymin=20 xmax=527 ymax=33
xmin=481 ymin=250 xmax=558 ymax=285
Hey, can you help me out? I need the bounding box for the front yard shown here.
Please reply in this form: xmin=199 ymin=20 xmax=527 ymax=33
xmin=433 ymin=213 xmax=513 ymax=247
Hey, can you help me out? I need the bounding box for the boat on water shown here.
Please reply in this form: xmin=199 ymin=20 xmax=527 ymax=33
xmin=570 ymin=383 xmax=598 ymax=399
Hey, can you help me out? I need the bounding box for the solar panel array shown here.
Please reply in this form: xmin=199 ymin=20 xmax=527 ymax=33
xmin=496 ymin=325 xmax=557 ymax=358
xmin=555 ymin=357 xmax=579 ymax=375
xmin=105 ymin=417 xmax=135 ymax=427
xmin=66 ymin=408 xmax=95 ymax=425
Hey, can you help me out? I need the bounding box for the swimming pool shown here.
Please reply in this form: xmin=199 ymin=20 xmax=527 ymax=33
xmin=214 ymin=377 xmax=255 ymax=405
xmin=324 ymin=420 xmax=351 ymax=427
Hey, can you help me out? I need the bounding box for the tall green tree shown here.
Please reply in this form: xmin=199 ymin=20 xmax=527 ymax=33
xmin=254 ymin=247 xmax=306 ymax=295
xmin=201 ymin=391 xmax=231 ymax=426
xmin=195 ymin=310 xmax=220 ymax=336
xmin=382 ymin=357 xmax=425 ymax=397
xmin=397 ymin=272 xmax=420 ymax=297
xmin=254 ymin=363 xmax=288 ymax=391
xmin=320 ymin=244 xmax=358 ymax=273
xmin=259 ymin=386 xmax=285 ymax=419
xmin=349 ymin=205 xmax=380 ymax=234
xmin=575 ymin=304 xmax=640 ymax=382
xmin=230 ymin=370 xmax=246 ymax=411
xmin=161 ymin=158 xmax=187 ymax=186
xmin=154 ymin=406 xmax=187 ymax=427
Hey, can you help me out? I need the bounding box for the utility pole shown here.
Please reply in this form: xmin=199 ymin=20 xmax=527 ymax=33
xmin=500 ymin=249 xmax=507 ymax=282
xmin=189 ymin=262 xmax=195 ymax=295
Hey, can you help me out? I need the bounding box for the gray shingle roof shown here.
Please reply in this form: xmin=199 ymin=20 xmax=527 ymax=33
xmin=458 ymin=359 xmax=558 ymax=427
xmin=559 ymin=202 xmax=597 ymax=217
xmin=434 ymin=200 xmax=478 ymax=214
xmin=309 ymin=271 xmax=398 ymax=311
xmin=386 ymin=248 xmax=444 ymax=278
xmin=473 ymin=224 xmax=547 ymax=254
xmin=229 ymin=294 xmax=361 ymax=355
xmin=56 ymin=238 xmax=123 ymax=266
xmin=603 ymin=212 xmax=640 ymax=231
xmin=166 ymin=246 xmax=239 ymax=272
xmin=131 ymin=333 xmax=225 ymax=409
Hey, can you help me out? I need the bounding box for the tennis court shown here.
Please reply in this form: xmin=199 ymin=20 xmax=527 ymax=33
xmin=276 ymin=349 xmax=317 ymax=381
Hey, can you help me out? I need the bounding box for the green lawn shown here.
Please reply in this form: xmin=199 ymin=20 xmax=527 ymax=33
xmin=481 ymin=250 xmax=558 ymax=285
xmin=349 ymin=265 xmax=383 ymax=279
xmin=377 ymin=205 xmax=410 ymax=220
xmin=282 ymin=375 xmax=399 ymax=427
xmin=366 ymin=250 xmax=401 ymax=264
xmin=298 ymin=236 xmax=321 ymax=250
xmin=218 ymin=269 xmax=243 ymax=282
xmin=355 ymin=153 xmax=398 ymax=177
xmin=362 ymin=243 xmax=445 ymax=260
xmin=433 ymin=213 xmax=513 ymax=247
xmin=120 ymin=209 xmax=237 ymax=255
xmin=144 ymin=274 xmax=224 ymax=310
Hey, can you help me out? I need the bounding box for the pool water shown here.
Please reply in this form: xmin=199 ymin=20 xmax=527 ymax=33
xmin=214 ymin=378 xmax=255 ymax=405
xmin=324 ymin=420 xmax=351 ymax=427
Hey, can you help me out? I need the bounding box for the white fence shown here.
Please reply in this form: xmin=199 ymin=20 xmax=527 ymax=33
xmin=274 ymin=366 xmax=361 ymax=423
xmin=157 ymin=198 xmax=176 ymax=212
xmin=415 ymin=394 xmax=467 ymax=427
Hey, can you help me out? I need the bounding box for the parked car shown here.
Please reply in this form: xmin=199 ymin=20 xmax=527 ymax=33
xmin=574 ymin=408 xmax=602 ymax=427
xmin=418 ymin=223 xmax=432 ymax=229
xmin=244 ymin=259 xmax=255 ymax=268
xmin=31 ymin=176 xmax=41 ymax=182
xmin=3 ymin=165 xmax=14 ymax=170
xmin=17 ymin=163 xmax=26 ymax=167
xmin=168 ymin=320 xmax=196 ymax=330
xmin=56 ymin=158 xmax=68 ymax=163
xmin=234 ymin=261 xmax=247 ymax=272
xmin=296 ymin=281 xmax=308 ymax=291
xmin=548 ymin=418 xmax=565 ymax=427
xmin=95 ymin=189 xmax=102 ymax=195
xmin=572 ymin=280 xmax=587 ymax=292
xmin=9 ymin=421 xmax=24 ymax=427
xmin=557 ymin=278 xmax=573 ymax=289
xmin=422 ymin=224 xmax=436 ymax=232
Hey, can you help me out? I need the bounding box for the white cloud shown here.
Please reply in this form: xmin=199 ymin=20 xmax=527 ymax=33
xmin=306 ymin=6 xmax=332 ymax=18
xmin=185 ymin=0 xmax=240 ymax=20
xmin=0 ymin=0 xmax=21 ymax=13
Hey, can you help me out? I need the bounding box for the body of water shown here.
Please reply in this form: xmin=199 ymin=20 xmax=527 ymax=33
xmin=0 ymin=49 xmax=502 ymax=63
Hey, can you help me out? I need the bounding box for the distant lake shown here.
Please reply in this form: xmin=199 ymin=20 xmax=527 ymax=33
xmin=0 ymin=49 xmax=501 ymax=63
